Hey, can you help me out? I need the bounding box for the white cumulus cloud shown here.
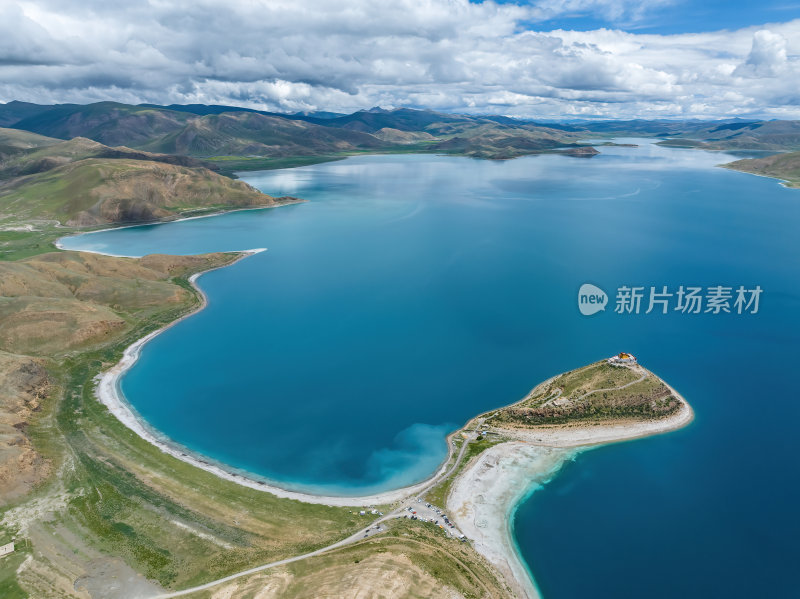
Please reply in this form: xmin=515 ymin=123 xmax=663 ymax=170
xmin=0 ymin=0 xmax=798 ymax=119
xmin=734 ymin=30 xmax=789 ymax=78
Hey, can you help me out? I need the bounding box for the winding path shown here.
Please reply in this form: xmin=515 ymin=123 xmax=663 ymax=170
xmin=151 ymin=430 xmax=479 ymax=598
xmin=150 ymin=364 xmax=654 ymax=598
xmin=537 ymin=365 xmax=646 ymax=407
xmin=574 ymin=368 xmax=647 ymax=401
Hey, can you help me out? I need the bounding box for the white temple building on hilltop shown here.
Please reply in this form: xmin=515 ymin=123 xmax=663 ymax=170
xmin=607 ymin=352 xmax=637 ymax=366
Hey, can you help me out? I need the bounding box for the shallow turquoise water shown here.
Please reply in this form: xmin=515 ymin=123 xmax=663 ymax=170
xmin=61 ymin=142 xmax=800 ymax=595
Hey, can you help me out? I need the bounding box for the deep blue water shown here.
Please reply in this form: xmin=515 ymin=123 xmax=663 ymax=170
xmin=60 ymin=142 xmax=800 ymax=597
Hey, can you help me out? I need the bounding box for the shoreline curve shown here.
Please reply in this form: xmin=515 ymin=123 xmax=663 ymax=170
xmin=55 ymin=200 xmax=306 ymax=257
xmin=93 ymin=248 xmax=457 ymax=507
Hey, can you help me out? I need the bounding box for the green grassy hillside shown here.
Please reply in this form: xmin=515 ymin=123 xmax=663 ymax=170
xmin=3 ymin=102 xmax=594 ymax=164
xmin=10 ymin=102 xmax=192 ymax=147
xmin=493 ymin=360 xmax=682 ymax=426
xmin=0 ymin=128 xmax=61 ymax=160
xmin=722 ymin=151 xmax=800 ymax=187
xmin=302 ymin=106 xmax=469 ymax=132
xmin=141 ymin=111 xmax=387 ymax=156
xmin=429 ymin=124 xmax=578 ymax=158
xmin=0 ymin=157 xmax=284 ymax=227
xmin=0 ymin=101 xmax=60 ymax=128
xmin=657 ymin=120 xmax=800 ymax=151
xmin=0 ymin=136 xmax=212 ymax=180
xmin=0 ymin=133 xmax=292 ymax=230
xmin=372 ymin=127 xmax=436 ymax=143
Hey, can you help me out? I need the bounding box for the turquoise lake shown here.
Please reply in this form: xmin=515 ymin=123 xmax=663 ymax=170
xmin=60 ymin=141 xmax=800 ymax=597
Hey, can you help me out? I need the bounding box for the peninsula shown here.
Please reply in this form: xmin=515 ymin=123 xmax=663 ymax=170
xmin=445 ymin=357 xmax=693 ymax=598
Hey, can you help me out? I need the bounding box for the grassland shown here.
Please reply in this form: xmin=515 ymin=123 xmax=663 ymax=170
xmin=0 ymin=131 xmax=296 ymax=242
xmin=0 ymin=156 xmax=285 ymax=228
xmin=181 ymin=519 xmax=510 ymax=599
xmin=722 ymin=151 xmax=800 ymax=188
xmin=0 ymin=135 xmax=210 ymax=181
xmin=0 ymin=250 xmax=380 ymax=596
xmin=0 ymin=228 xmax=66 ymax=261
xmin=492 ymin=361 xmax=682 ymax=428
xmin=0 ymin=128 xmax=60 ymax=160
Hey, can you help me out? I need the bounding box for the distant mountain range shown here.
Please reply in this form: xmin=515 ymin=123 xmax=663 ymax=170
xmin=653 ymin=120 xmax=800 ymax=151
xmin=2 ymin=101 xmax=799 ymax=231
xmin=2 ymin=102 xmax=798 ymax=167
xmin=0 ymin=101 xmax=591 ymax=165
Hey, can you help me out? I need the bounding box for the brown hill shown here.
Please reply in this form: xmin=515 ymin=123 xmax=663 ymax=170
xmin=373 ymin=127 xmax=437 ymax=144
xmin=142 ymin=111 xmax=387 ymax=157
xmin=0 ymin=134 xmax=215 ymax=180
xmin=0 ymin=155 xmax=291 ymax=227
xmin=10 ymin=102 xmax=192 ymax=147
xmin=429 ymin=125 xmax=574 ymax=159
xmin=0 ymin=251 xmax=239 ymax=503
xmin=0 ymin=128 xmax=61 ymax=161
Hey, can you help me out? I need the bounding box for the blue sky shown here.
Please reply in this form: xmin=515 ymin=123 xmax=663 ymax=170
xmin=487 ymin=0 xmax=800 ymax=33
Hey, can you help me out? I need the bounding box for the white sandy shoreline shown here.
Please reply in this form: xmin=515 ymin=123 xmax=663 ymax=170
xmin=499 ymin=396 xmax=694 ymax=448
xmin=448 ymin=443 xmax=574 ymax=599
xmin=54 ymin=200 xmax=305 ymax=257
